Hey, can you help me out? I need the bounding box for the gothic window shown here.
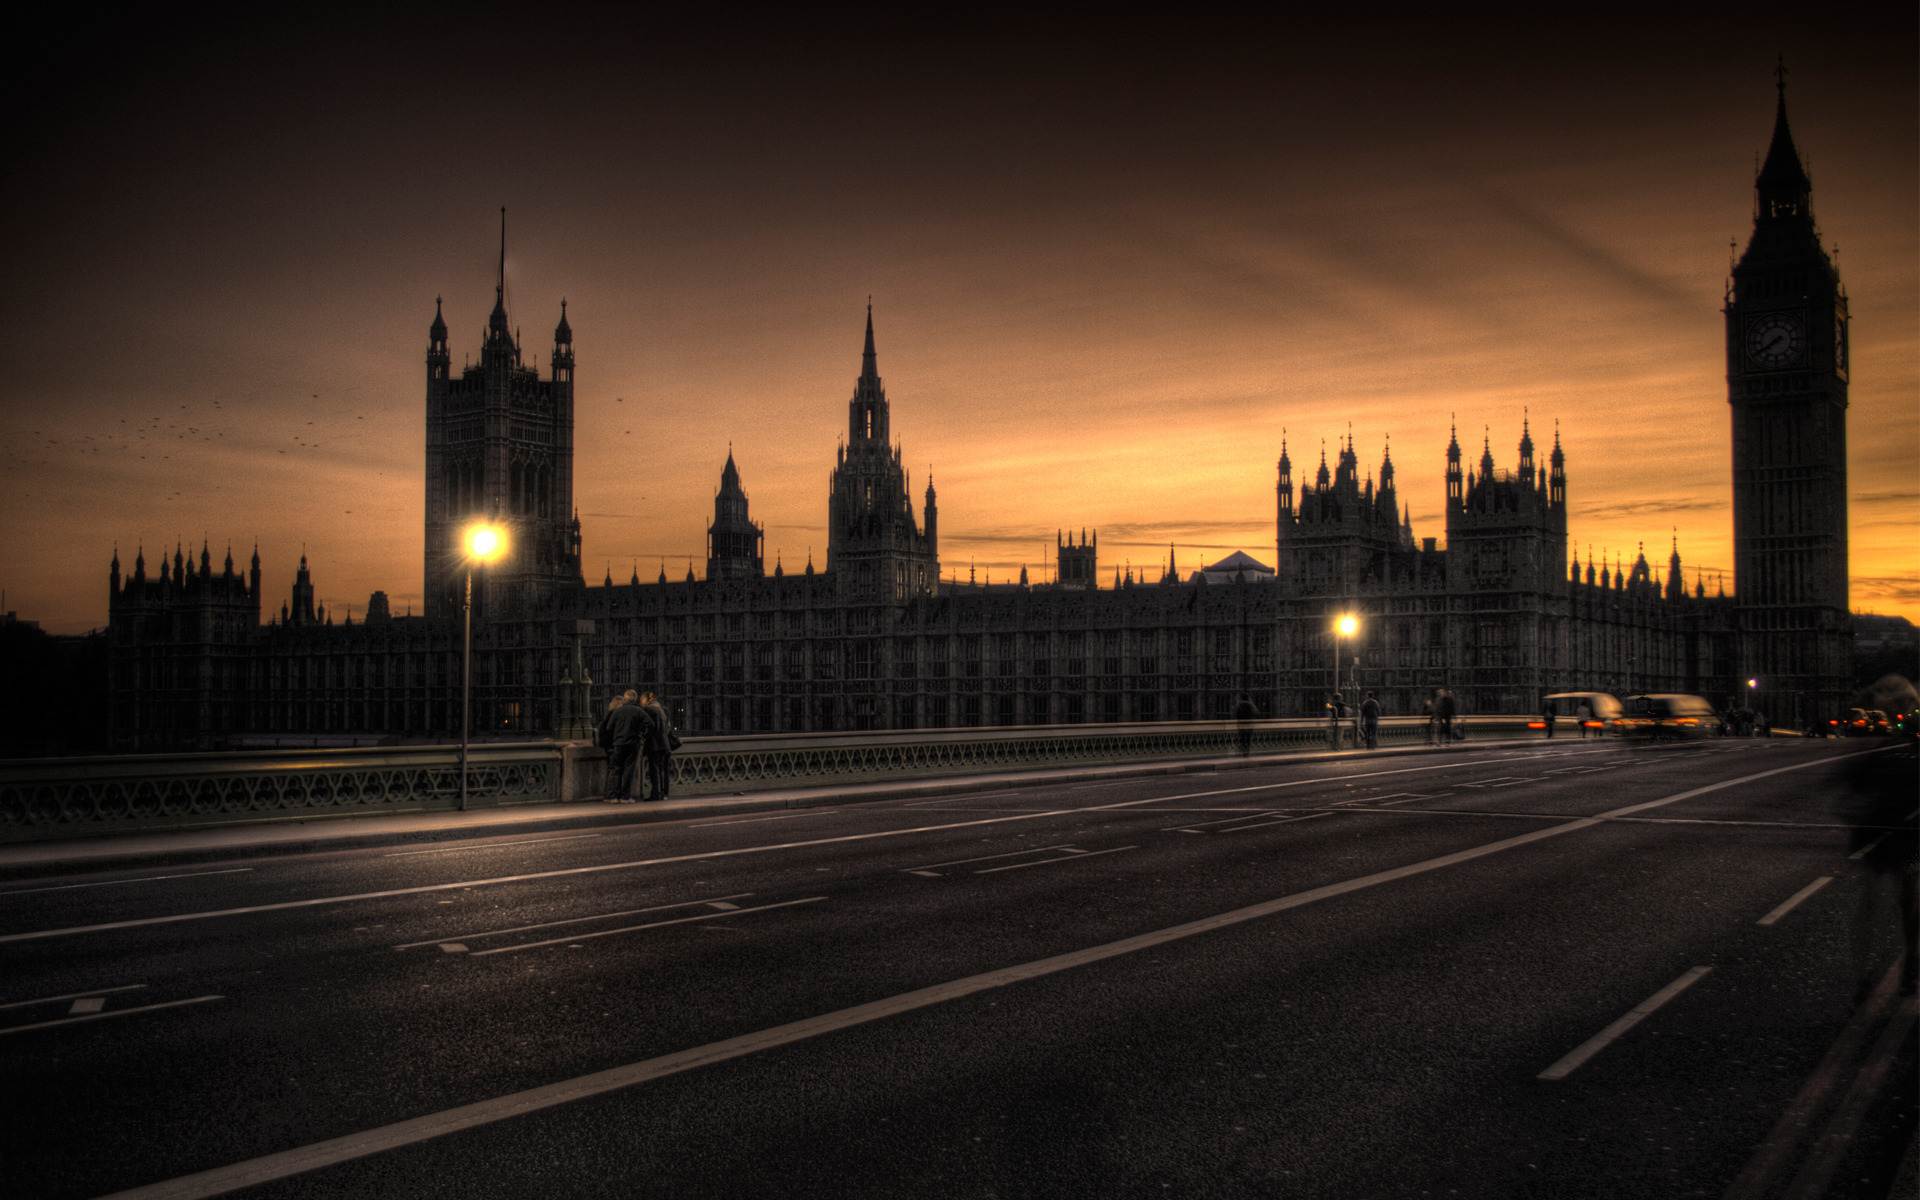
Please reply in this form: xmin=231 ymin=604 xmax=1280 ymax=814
xmin=1065 ymin=633 xmax=1084 ymax=678
xmin=1212 ymin=629 xmax=1234 ymax=673
xmin=697 ymin=646 xmax=716 ymax=681
xmin=963 ymin=636 xmax=982 ymax=678
xmin=815 ymin=644 xmax=838 ymax=679
xmin=851 ymin=641 xmax=873 ymax=680
xmin=755 ymin=645 xmax=774 ymax=681
xmin=928 ymin=636 xmax=949 ymax=678
xmin=896 ymin=639 xmax=916 ymax=678
xmin=785 ymin=645 xmax=805 ymax=680
xmin=1252 ymin=629 xmax=1272 ymax=673
xmin=699 ymin=615 xmax=715 ymax=638
xmin=1102 ymin=631 xmax=1121 ymax=676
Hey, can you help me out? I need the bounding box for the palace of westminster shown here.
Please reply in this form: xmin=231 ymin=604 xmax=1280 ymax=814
xmin=104 ymin=85 xmax=1855 ymax=750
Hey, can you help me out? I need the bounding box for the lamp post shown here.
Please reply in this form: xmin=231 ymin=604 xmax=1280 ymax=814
xmin=1744 ymin=677 xmax=1757 ymax=737
xmin=1332 ymin=613 xmax=1358 ymax=748
xmin=461 ymin=522 xmax=508 ymax=811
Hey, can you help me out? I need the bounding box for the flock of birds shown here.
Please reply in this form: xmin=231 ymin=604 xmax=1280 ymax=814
xmin=3 ymin=395 xmax=374 ymax=506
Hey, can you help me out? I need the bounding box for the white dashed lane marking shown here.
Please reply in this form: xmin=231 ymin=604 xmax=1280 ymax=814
xmin=1756 ymin=877 xmax=1832 ymax=926
xmin=1537 ymin=967 xmax=1714 ymax=1081
xmin=0 ymin=983 xmax=148 ymax=1011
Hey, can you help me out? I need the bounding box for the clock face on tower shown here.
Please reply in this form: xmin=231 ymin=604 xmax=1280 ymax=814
xmin=1745 ymin=311 xmax=1804 ymax=369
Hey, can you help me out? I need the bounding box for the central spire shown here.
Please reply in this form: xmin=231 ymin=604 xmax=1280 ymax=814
xmin=861 ymin=297 xmax=878 ymax=383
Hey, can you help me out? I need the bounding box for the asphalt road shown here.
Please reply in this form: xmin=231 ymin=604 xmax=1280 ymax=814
xmin=2 ymin=738 xmax=1914 ymax=1199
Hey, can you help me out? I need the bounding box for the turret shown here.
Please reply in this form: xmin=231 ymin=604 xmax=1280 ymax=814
xmin=428 ymin=296 xmax=450 ymax=384
xmin=1445 ymin=419 xmax=1463 ymax=507
xmin=551 ymin=299 xmax=573 ymax=384
xmin=1548 ymin=424 xmax=1566 ymax=508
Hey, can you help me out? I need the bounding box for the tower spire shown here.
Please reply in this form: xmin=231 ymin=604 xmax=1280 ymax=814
xmin=861 ymin=297 xmax=877 ymax=382
xmin=1755 ymin=59 xmax=1812 ymax=221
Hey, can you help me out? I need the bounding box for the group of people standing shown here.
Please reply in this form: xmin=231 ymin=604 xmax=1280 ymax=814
xmin=1322 ymin=690 xmax=1387 ymax=750
xmin=598 ymin=691 xmax=676 ymax=803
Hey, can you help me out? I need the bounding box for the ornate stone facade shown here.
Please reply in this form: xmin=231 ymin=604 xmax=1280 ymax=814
xmin=104 ymin=86 xmax=1845 ymax=750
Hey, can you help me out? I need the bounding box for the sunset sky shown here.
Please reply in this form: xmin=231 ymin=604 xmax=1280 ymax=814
xmin=2 ymin=9 xmax=1914 ymax=635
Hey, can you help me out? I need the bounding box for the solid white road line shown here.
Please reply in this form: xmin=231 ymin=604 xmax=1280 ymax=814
xmin=1780 ymin=997 xmax=1920 ymax=1199
xmin=391 ymin=893 xmax=755 ymax=949
xmin=0 ymin=995 xmax=223 ymax=1037
xmin=93 ymin=751 xmax=1875 ymax=1200
xmin=381 ymin=835 xmax=602 ymax=858
xmin=1536 ymin=966 xmax=1714 ymax=1081
xmin=692 ymin=811 xmax=837 ymax=827
xmin=0 ymin=983 xmax=148 ymax=1011
xmin=465 ymin=896 xmax=827 ymax=957
xmin=1723 ymin=961 xmax=1909 ymax=1200
xmin=0 ymin=868 xmax=252 ymax=896
xmin=1756 ymin=877 xmax=1834 ymax=926
xmin=1160 ymin=811 xmax=1288 ymax=831
xmin=1220 ymin=813 xmax=1334 ymax=832
xmin=7 ymin=747 xmax=1877 ymax=947
xmin=69 ymin=997 xmax=106 ymax=1014
xmin=974 ymin=846 xmax=1138 ymax=873
xmin=900 ymin=845 xmax=1075 ymax=872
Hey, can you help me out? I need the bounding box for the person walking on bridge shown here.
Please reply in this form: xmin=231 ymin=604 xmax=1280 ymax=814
xmin=1360 ymin=691 xmax=1381 ymax=750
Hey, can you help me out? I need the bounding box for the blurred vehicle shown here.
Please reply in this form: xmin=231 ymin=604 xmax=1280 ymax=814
xmin=1866 ymin=709 xmax=1891 ymax=735
xmin=1839 ymin=707 xmax=1874 ymax=736
xmin=1541 ymin=692 xmax=1625 ymax=736
xmin=1621 ymin=694 xmax=1724 ymax=739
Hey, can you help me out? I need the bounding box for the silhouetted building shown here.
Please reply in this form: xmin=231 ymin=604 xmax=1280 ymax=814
xmin=103 ymin=82 xmax=1845 ymax=748
xmin=1725 ymin=72 xmax=1853 ymax=723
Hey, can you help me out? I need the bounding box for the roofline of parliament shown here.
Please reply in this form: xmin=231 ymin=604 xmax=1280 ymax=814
xmin=103 ymin=77 xmax=1852 ymax=748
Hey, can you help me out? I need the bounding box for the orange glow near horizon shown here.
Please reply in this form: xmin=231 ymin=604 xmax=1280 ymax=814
xmin=0 ymin=19 xmax=1913 ymax=633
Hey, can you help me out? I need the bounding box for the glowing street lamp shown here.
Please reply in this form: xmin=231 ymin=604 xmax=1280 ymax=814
xmin=1331 ymin=613 xmax=1359 ymax=748
xmin=460 ymin=522 xmax=509 ymax=811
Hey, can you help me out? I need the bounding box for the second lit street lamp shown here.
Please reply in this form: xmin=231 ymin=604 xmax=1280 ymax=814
xmin=1332 ymin=613 xmax=1358 ymax=748
xmin=461 ymin=521 xmax=508 ymax=811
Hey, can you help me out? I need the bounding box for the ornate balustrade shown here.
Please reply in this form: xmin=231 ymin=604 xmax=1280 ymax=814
xmin=665 ymin=715 xmax=1540 ymax=793
xmin=0 ymin=716 xmax=1542 ymax=842
xmin=0 ymin=743 xmax=561 ymax=842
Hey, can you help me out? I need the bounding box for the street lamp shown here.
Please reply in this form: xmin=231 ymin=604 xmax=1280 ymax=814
xmin=461 ymin=521 xmax=509 ymax=811
xmin=1332 ymin=613 xmax=1358 ymax=748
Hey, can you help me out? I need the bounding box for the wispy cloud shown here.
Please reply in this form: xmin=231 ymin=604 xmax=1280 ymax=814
xmin=1573 ymin=498 xmax=1723 ymax=520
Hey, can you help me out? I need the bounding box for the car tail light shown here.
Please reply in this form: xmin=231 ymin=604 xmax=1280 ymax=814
xmin=1582 ymin=720 xmax=1603 ymax=728
xmin=1527 ymin=721 xmax=1547 ymax=729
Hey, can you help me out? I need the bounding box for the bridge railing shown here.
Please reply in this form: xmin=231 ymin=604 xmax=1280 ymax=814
xmin=0 ymin=716 xmax=1543 ymax=841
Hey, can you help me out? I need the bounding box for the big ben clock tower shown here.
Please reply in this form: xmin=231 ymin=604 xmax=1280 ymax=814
xmin=1726 ymin=67 xmax=1851 ymax=725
